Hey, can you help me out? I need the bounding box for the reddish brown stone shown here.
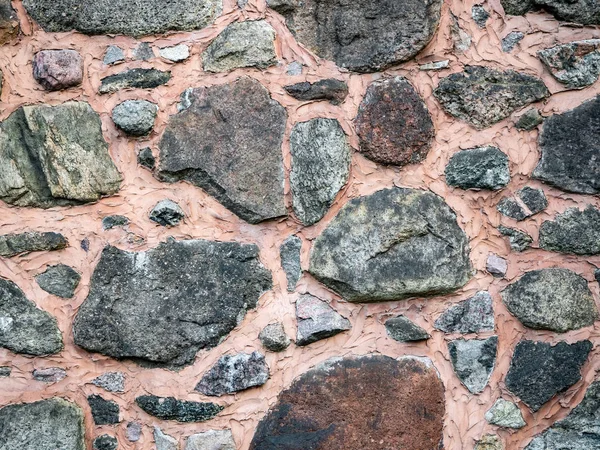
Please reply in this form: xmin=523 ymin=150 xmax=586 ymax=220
xmin=33 ymin=50 xmax=83 ymax=91
xmin=354 ymin=77 xmax=434 ymax=166
xmin=250 ymin=355 xmax=445 ymax=450
xmin=0 ymin=0 xmax=19 ymax=45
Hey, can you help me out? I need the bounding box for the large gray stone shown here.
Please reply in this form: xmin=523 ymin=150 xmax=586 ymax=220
xmin=0 ymin=232 xmax=68 ymax=258
xmin=187 ymin=430 xmax=235 ymax=450
xmin=158 ymin=77 xmax=287 ymax=224
xmin=35 ymin=264 xmax=81 ymax=299
xmin=308 ymin=187 xmax=472 ymax=303
xmin=444 ymin=146 xmax=510 ymax=190
xmin=0 ymin=398 xmax=84 ymax=450
xmin=0 ymin=278 xmax=63 ymax=356
xmin=295 ymin=294 xmax=351 ymax=346
xmin=501 ymin=0 xmax=600 ymax=25
xmin=539 ymin=206 xmax=600 ymax=255
xmin=485 ymin=399 xmax=526 ymax=429
xmin=539 ymin=40 xmax=600 ymax=89
xmin=22 ymin=0 xmax=222 ymax=36
xmin=290 ymin=118 xmax=350 ymax=225
xmin=0 ymin=102 xmax=121 ymax=208
xmin=73 ymin=239 xmax=272 ymax=368
xmin=280 ymin=235 xmax=302 ymax=292
xmin=449 ymin=336 xmax=498 ymax=394
xmin=435 ymin=291 xmax=494 ymax=334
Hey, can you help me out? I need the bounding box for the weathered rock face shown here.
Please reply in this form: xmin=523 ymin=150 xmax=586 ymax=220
xmin=385 ymin=315 xmax=430 ymax=342
xmin=271 ymin=0 xmax=443 ymax=73
xmin=434 ymin=66 xmax=549 ymax=130
xmin=498 ymin=226 xmax=533 ymax=252
xmin=101 ymin=215 xmax=129 ymax=230
xmin=22 ymin=0 xmax=222 ymax=36
xmin=444 ymin=146 xmax=510 ymax=190
xmin=0 ymin=278 xmax=63 ymax=356
xmin=259 ymin=323 xmax=290 ymax=352
xmin=138 ymin=148 xmax=155 ymax=170
xmin=35 ymin=264 xmax=81 ymax=299
xmin=88 ymin=395 xmax=119 ymax=425
xmin=295 ymin=295 xmax=351 ymax=346
xmin=435 ymin=291 xmax=494 ymax=334
xmin=136 ymin=396 xmax=223 ymax=422
xmin=103 ymin=46 xmax=124 ymax=65
xmin=158 ymin=77 xmax=287 ymax=224
xmin=501 ymin=0 xmax=600 ymax=25
xmin=539 ymin=206 xmax=600 ymax=255
xmin=0 ymin=102 xmax=121 ymax=208
xmin=187 ymin=430 xmax=235 ymax=450
xmin=284 ymin=79 xmax=348 ymax=104
xmin=534 ymin=96 xmax=600 ymax=194
xmin=449 ymin=336 xmax=498 ymax=394
xmin=505 ymin=340 xmax=592 ymax=412
xmin=73 ymin=239 xmax=272 ymax=368
xmin=497 ymin=187 xmax=547 ymax=221
xmin=250 ymin=355 xmax=445 ymax=450
xmin=33 ymin=50 xmax=83 ymax=91
xmin=472 ymin=4 xmax=490 ymax=27
xmin=309 ymin=187 xmax=472 ymax=303
xmin=111 ymin=100 xmax=158 ymax=136
xmin=0 ymin=398 xmax=85 ymax=450
xmin=92 ymin=372 xmax=125 ymax=393
xmin=133 ymin=42 xmax=154 ymax=61
xmin=485 ymin=399 xmax=526 ymax=429
xmin=538 ymin=40 xmax=600 ymax=89
xmin=0 ymin=232 xmax=68 ymax=258
xmin=203 ymin=20 xmax=277 ymax=72
xmin=289 ymin=118 xmax=351 ymax=225
xmin=99 ymin=69 xmax=171 ymax=94
xmin=0 ymin=0 xmax=19 ymax=45
xmin=354 ymin=77 xmax=434 ymax=166
xmin=149 ymin=200 xmax=185 ymax=227
xmin=280 ymin=235 xmax=302 ymax=292
xmin=502 ymin=268 xmax=598 ymax=332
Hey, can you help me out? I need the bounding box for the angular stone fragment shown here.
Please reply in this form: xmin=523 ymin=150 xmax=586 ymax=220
xmin=295 ymin=295 xmax=351 ymax=346
xmin=434 ymin=66 xmax=549 ymax=130
xmin=502 ymin=32 xmax=524 ymax=52
xmin=88 ymin=395 xmax=120 ymax=425
xmin=93 ymin=435 xmax=117 ymax=450
xmin=136 ymin=396 xmax=224 ymax=422
xmin=187 ymin=430 xmax=235 ymax=450
xmin=451 ymin=14 xmax=472 ymax=53
xmin=272 ymin=0 xmax=442 ymax=73
xmin=0 ymin=398 xmax=85 ymax=450
xmin=444 ymin=146 xmax=510 ymax=190
xmin=449 ymin=336 xmax=498 ymax=394
xmin=435 ymin=291 xmax=494 ymax=334
xmin=0 ymin=232 xmax=68 ymax=258
xmin=280 ymin=235 xmax=302 ymax=292
xmin=499 ymin=226 xmax=532 ymax=252
xmin=23 ymin=0 xmax=222 ymax=36
xmin=133 ymin=42 xmax=154 ymax=60
xmin=102 ymin=215 xmax=129 ymax=230
xmin=502 ymin=268 xmax=598 ymax=332
xmin=92 ymin=372 xmax=125 ymax=393
xmin=259 ymin=323 xmax=290 ymax=352
xmin=309 ymin=187 xmax=472 ymax=303
xmin=498 ymin=187 xmax=547 ymax=221
xmin=250 ymin=355 xmax=445 ymax=450
xmin=538 ymin=40 xmax=600 ymax=89
xmin=485 ymin=399 xmax=526 ymax=429
xmin=33 ymin=50 xmax=83 ymax=91
xmin=475 ymin=435 xmax=503 ymax=450
xmin=103 ymin=46 xmax=124 ymax=65
xmin=487 ymin=254 xmax=507 ymax=278
xmin=472 ymin=4 xmax=490 ymax=27
xmin=515 ymin=108 xmax=543 ymax=130
xmin=33 ymin=367 xmax=67 ymax=383
xmin=160 ymin=44 xmax=190 ymax=62
xmin=0 ymin=102 xmax=121 ymax=208
xmin=0 ymin=278 xmax=63 ymax=356
xmin=284 ymin=79 xmax=348 ymax=104
xmin=158 ymin=78 xmax=287 ymax=224
xmin=126 ymin=422 xmax=142 ymax=442
xmin=35 ymin=264 xmax=81 ymax=299
xmin=286 ymin=61 xmax=302 ymax=75
xmin=0 ymin=366 xmax=10 ymax=377
xmin=99 ymin=68 xmax=171 ymax=94
xmin=154 ymin=427 xmax=178 ymax=450
xmin=500 ymin=0 xmax=600 ymax=25
xmin=0 ymin=0 xmax=19 ymax=45
xmin=290 ymin=118 xmax=350 ymax=225
xmin=539 ymin=206 xmax=600 ymax=255
xmin=149 ymin=199 xmax=185 ymax=227
xmin=112 ymin=100 xmax=158 ymax=136
xmin=355 ymin=77 xmax=434 ymax=166
xmin=419 ymin=60 xmax=450 ymax=71
xmin=505 ymin=340 xmax=592 ymax=411
xmin=73 ymin=239 xmax=271 ymax=368
xmin=385 ymin=315 xmax=430 ymax=342
xmin=138 ymin=147 xmax=155 ymax=170
xmin=203 ymin=20 xmax=276 ymax=72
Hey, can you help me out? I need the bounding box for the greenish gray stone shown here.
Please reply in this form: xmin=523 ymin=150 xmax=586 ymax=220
xmin=0 ymin=232 xmax=68 ymax=258
xmin=112 ymin=100 xmax=158 ymax=136
xmin=435 ymin=291 xmax=494 ymax=334
xmin=449 ymin=336 xmax=498 ymax=394
xmin=35 ymin=264 xmax=81 ymax=299
xmin=539 ymin=206 xmax=600 ymax=255
xmin=99 ymin=69 xmax=171 ymax=94
xmin=385 ymin=315 xmax=430 ymax=342
xmin=485 ymin=399 xmax=526 ymax=429
xmin=280 ymin=235 xmax=302 ymax=292
xmin=498 ymin=226 xmax=533 ymax=252
xmin=136 ymin=396 xmax=224 ymax=422
xmin=516 ymin=108 xmax=543 ymax=130
xmin=444 ymin=146 xmax=510 ymax=190
xmin=538 ymin=40 xmax=600 ymax=89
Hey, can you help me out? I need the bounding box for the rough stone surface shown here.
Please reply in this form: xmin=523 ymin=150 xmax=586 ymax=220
xmin=126 ymin=422 xmax=142 ymax=442
xmin=539 ymin=206 xmax=600 ymax=255
xmin=434 ymin=66 xmax=549 ymax=130
xmin=133 ymin=42 xmax=154 ymax=60
xmin=271 ymin=0 xmax=443 ymax=72
xmin=538 ymin=40 xmax=600 ymax=89
xmin=112 ymin=100 xmax=158 ymax=136
xmin=498 ymin=187 xmax=547 ymax=221
xmin=354 ymin=77 xmax=434 ymax=166
xmin=35 ymin=264 xmax=81 ymax=299
xmin=435 ymin=291 xmax=494 ymax=334
xmin=472 ymin=4 xmax=490 ymax=27
xmin=444 ymin=146 xmax=510 ymax=190
xmin=23 ymin=0 xmax=222 ymax=36
xmin=154 ymin=427 xmax=178 ymax=450
xmin=385 ymin=315 xmax=430 ymax=342
xmin=73 ymin=239 xmax=271 ymax=368
xmin=487 ymin=254 xmax=508 ymax=278
xmin=451 ymin=13 xmax=472 ymax=53
xmin=533 ymin=96 xmax=600 ymax=194
xmin=33 ymin=367 xmax=67 ymax=383
xmin=149 ymin=199 xmax=185 ymax=227
xmin=295 ymin=295 xmax=351 ymax=346
xmin=103 ymin=46 xmax=124 ymax=65
xmin=0 ymin=278 xmax=63 ymax=356
xmin=138 ymin=147 xmax=156 ymax=170
xmin=516 ymin=108 xmax=543 ymax=130
xmin=99 ymin=68 xmax=171 ymax=94
xmin=33 ymin=50 xmax=83 ymax=91
xmin=286 ymin=61 xmax=302 ymax=75
xmin=92 ymin=372 xmax=125 ymax=393
xmin=203 ymin=20 xmax=277 ymax=72
xmin=0 ymin=398 xmax=85 ymax=450
xmin=284 ymin=79 xmax=348 ymax=104
xmin=159 ymin=44 xmax=190 ymax=62
xmin=502 ymin=31 xmax=524 ymax=52
xmin=0 ymin=0 xmax=19 ymax=45
xmin=498 ymin=226 xmax=533 ymax=252
xmin=280 ymin=235 xmax=302 ymax=292
xmin=0 ymin=102 xmax=121 ymax=208
xmin=93 ymin=435 xmax=117 ymax=450
xmin=88 ymin=395 xmax=119 ymax=425
xmin=501 ymin=268 xmax=598 ymax=332
xmin=187 ymin=430 xmax=236 ymax=450
xmin=505 ymin=340 xmax=592 ymax=411
xmin=259 ymin=323 xmax=290 ymax=352
xmin=309 ymin=187 xmax=472 ymax=303
xmin=0 ymin=366 xmax=10 ymax=377
xmin=475 ymin=435 xmax=503 ymax=450
xmin=449 ymin=336 xmax=498 ymax=394
xmin=485 ymin=399 xmax=526 ymax=429
xmin=158 ymin=78 xmax=287 ymax=224
xmin=250 ymin=355 xmax=445 ymax=450
xmin=289 ymin=118 xmax=350 ymax=225
xmin=102 ymin=215 xmax=129 ymax=230
xmin=136 ymin=396 xmax=224 ymax=422
xmin=501 ymin=0 xmax=600 ymax=25
xmin=0 ymin=232 xmax=68 ymax=258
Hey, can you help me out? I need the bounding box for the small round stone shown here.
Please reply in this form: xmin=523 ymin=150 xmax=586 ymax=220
xmin=149 ymin=199 xmax=185 ymax=227
xmin=259 ymin=323 xmax=290 ymax=352
xmin=112 ymin=100 xmax=158 ymax=136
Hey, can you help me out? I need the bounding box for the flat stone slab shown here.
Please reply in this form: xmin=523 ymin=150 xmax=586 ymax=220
xmin=539 ymin=206 xmax=600 ymax=255
xmin=99 ymin=69 xmax=171 ymax=94
xmin=445 ymin=146 xmax=510 ymax=190
xmin=296 ymin=295 xmax=351 ymax=346
xmin=0 ymin=232 xmax=68 ymax=258
xmin=435 ymin=291 xmax=494 ymax=334
xmin=136 ymin=396 xmax=223 ymax=422
xmin=449 ymin=336 xmax=498 ymax=394
xmin=501 ymin=0 xmax=600 ymax=25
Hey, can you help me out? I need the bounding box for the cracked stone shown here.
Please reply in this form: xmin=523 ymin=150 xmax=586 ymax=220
xmin=187 ymin=430 xmax=235 ymax=450
xmin=103 ymin=46 xmax=124 ymax=65
xmin=159 ymin=44 xmax=190 ymax=62
xmin=33 ymin=367 xmax=67 ymax=383
xmin=93 ymin=435 xmax=117 ymax=450
xmin=295 ymin=295 xmax=351 ymax=346
xmin=92 ymin=372 xmax=125 ymax=393
xmin=449 ymin=336 xmax=498 ymax=394
xmin=444 ymin=146 xmax=510 ymax=190
xmin=136 ymin=396 xmax=224 ymax=422
xmin=149 ymin=199 xmax=185 ymax=227
xmin=485 ymin=399 xmax=526 ymax=429
xmin=33 ymin=50 xmax=83 ymax=91
xmin=35 ymin=264 xmax=81 ymax=299
xmin=259 ymin=323 xmax=290 ymax=352
xmin=385 ymin=315 xmax=430 ymax=342
xmin=435 ymin=291 xmax=494 ymax=334
xmin=112 ymin=100 xmax=158 ymax=136
xmin=498 ymin=226 xmax=533 ymax=252
xmin=539 ymin=206 xmax=600 ymax=255
xmin=102 ymin=215 xmax=129 ymax=230
xmin=0 ymin=232 xmax=68 ymax=258
xmin=515 ymin=108 xmax=543 ymax=130
xmin=284 ymin=79 xmax=348 ymax=104
xmin=280 ymin=235 xmax=302 ymax=292
xmin=99 ymin=68 xmax=171 ymax=94
xmin=88 ymin=395 xmax=119 ymax=425
xmin=498 ymin=187 xmax=547 ymax=221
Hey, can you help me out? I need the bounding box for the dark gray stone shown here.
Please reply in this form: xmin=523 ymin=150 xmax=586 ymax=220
xmin=133 ymin=42 xmax=154 ymax=61
xmin=284 ymin=79 xmax=348 ymax=104
xmin=498 ymin=226 xmax=533 ymax=252
xmin=385 ymin=315 xmax=430 ymax=342
xmin=497 ymin=187 xmax=547 ymax=221
xmin=539 ymin=206 xmax=600 ymax=255
xmin=136 ymin=396 xmax=224 ymax=422
xmin=0 ymin=366 xmax=10 ymax=377
xmin=73 ymin=239 xmax=271 ymax=368
xmin=149 ymin=199 xmax=185 ymax=227
xmin=0 ymin=398 xmax=85 ymax=450
xmin=472 ymin=4 xmax=490 ymax=27
xmin=138 ymin=147 xmax=155 ymax=170
xmin=88 ymin=395 xmax=119 ymax=425
xmin=0 ymin=0 xmax=19 ymax=45
xmin=290 ymin=118 xmax=350 ymax=225
xmin=0 ymin=278 xmax=63 ymax=356
xmin=195 ymin=351 xmax=269 ymax=396
xmin=22 ymin=0 xmax=222 ymax=36
xmin=444 ymin=146 xmax=510 ymax=190
xmin=0 ymin=102 xmax=121 ymax=208
xmin=259 ymin=323 xmax=290 ymax=352
xmin=0 ymin=232 xmax=68 ymax=258
xmin=158 ymin=78 xmax=287 ymax=224
xmin=272 ymin=0 xmax=443 ymax=72
xmin=35 ymin=264 xmax=81 ymax=299
xmin=502 ymin=31 xmax=524 ymax=52
xmin=435 ymin=291 xmax=494 ymax=334
xmin=93 ymin=435 xmax=117 ymax=450
xmin=295 ymin=294 xmax=351 ymax=346
xmin=112 ymin=100 xmax=158 ymax=136
xmin=103 ymin=46 xmax=124 ymax=65
xmin=538 ymin=40 xmax=600 ymax=89
xmin=506 ymin=340 xmax=592 ymax=411
xmin=309 ymin=187 xmax=472 ymax=303
xmin=33 ymin=50 xmax=83 ymax=91
xmin=449 ymin=336 xmax=498 ymax=394
xmin=502 ymin=268 xmax=598 ymax=332
xmin=500 ymin=0 xmax=600 ymax=25
xmin=516 ymin=108 xmax=543 ymax=130
xmin=32 ymin=367 xmax=67 ymax=383
xmin=434 ymin=66 xmax=549 ymax=130
xmin=102 ymin=215 xmax=129 ymax=230
xmin=99 ymin=69 xmax=171 ymax=94
xmin=92 ymin=372 xmax=125 ymax=393
xmin=280 ymin=235 xmax=302 ymax=292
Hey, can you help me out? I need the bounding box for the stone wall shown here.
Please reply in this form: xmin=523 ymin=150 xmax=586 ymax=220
xmin=1 ymin=0 xmax=600 ymax=449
